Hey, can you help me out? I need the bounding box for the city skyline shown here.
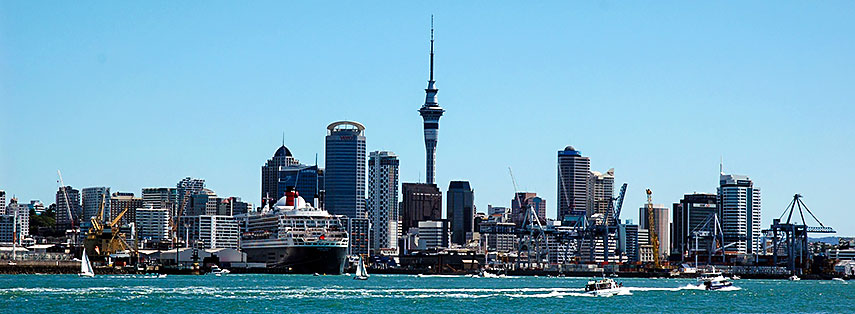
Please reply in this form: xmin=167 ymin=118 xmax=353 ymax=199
xmin=2 ymin=2 xmax=854 ymax=235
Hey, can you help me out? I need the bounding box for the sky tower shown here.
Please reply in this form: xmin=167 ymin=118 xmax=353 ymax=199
xmin=419 ymin=16 xmax=444 ymax=185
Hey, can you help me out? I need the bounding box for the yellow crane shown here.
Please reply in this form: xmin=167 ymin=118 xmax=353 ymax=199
xmin=646 ymin=189 xmax=661 ymax=268
xmin=85 ymin=194 xmax=132 ymax=261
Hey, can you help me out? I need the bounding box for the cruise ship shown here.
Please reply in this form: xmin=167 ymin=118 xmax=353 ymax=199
xmin=240 ymin=189 xmax=349 ymax=274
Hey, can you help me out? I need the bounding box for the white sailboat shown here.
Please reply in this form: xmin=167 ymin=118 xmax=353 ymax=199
xmin=79 ymin=248 xmax=95 ymax=277
xmin=354 ymin=256 xmax=368 ymax=280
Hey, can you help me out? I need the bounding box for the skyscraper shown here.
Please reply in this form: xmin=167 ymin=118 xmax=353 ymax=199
xmin=0 ymin=190 xmax=5 ymax=214
xmin=639 ymin=204 xmax=670 ymax=259
xmin=324 ymin=121 xmax=367 ymax=219
xmin=672 ymin=193 xmax=717 ymax=258
xmin=368 ymin=151 xmax=400 ymax=254
xmin=718 ymin=174 xmax=762 ymax=254
xmin=419 ymin=20 xmax=444 ymax=185
xmin=261 ymin=144 xmax=323 ymax=207
xmin=447 ymin=181 xmax=474 ymax=245
xmin=401 ymin=183 xmax=442 ymax=234
xmin=141 ymin=187 xmax=177 ymax=212
xmin=82 ymin=187 xmax=111 ymax=223
xmin=557 ymin=146 xmax=590 ymax=224
xmin=588 ymin=168 xmax=615 ymax=224
xmin=55 ymin=186 xmax=81 ymax=230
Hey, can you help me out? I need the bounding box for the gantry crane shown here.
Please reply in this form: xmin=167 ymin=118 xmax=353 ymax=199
xmin=84 ymin=194 xmax=133 ymax=262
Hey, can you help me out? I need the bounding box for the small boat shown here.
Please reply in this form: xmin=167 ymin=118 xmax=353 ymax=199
xmin=730 ymin=275 xmax=741 ymax=280
xmin=158 ymin=274 xmax=167 ymax=278
xmin=354 ymin=256 xmax=369 ymax=280
xmin=210 ymin=265 xmax=230 ymax=276
xmin=698 ymin=267 xmax=733 ymax=290
xmin=79 ymin=248 xmax=95 ymax=278
xmin=584 ymin=278 xmax=623 ymax=297
xmin=832 ymin=278 xmax=846 ymax=283
xmin=789 ymin=275 xmax=800 ymax=281
xmin=313 ymin=273 xmax=320 ymax=277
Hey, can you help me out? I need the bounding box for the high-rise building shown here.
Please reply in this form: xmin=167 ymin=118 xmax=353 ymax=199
xmin=55 ymin=186 xmax=81 ymax=230
xmin=187 ymin=189 xmax=229 ymax=216
xmin=588 ymin=168 xmax=615 ymax=224
xmin=419 ymin=22 xmax=444 ymax=185
xmin=345 ymin=217 xmax=371 ymax=256
xmin=0 ymin=190 xmax=5 ymax=214
xmin=511 ymin=192 xmax=546 ymax=226
xmin=261 ymin=145 xmax=324 ymax=207
xmin=223 ymin=197 xmax=252 ymax=217
xmin=672 ymin=193 xmax=717 ymax=257
xmin=178 ymin=215 xmax=239 ymax=249
xmin=639 ymin=204 xmax=670 ymax=260
xmin=368 ymin=151 xmax=399 ymax=254
xmin=110 ymin=192 xmax=142 ymax=226
xmin=141 ymin=187 xmax=177 ymax=212
xmin=176 ymin=177 xmax=205 ymax=217
xmin=82 ymin=187 xmax=111 ymax=223
xmin=261 ymin=145 xmax=299 ymax=200
xmin=324 ymin=121 xmax=367 ymax=219
xmin=447 ymin=181 xmax=474 ymax=246
xmin=401 ymin=183 xmax=442 ymax=234
xmin=718 ymin=174 xmax=762 ymax=255
xmin=0 ymin=200 xmax=29 ymax=244
xmin=136 ymin=208 xmax=171 ymax=246
xmin=557 ymin=146 xmax=590 ymax=224
xmin=624 ymin=222 xmax=640 ymax=262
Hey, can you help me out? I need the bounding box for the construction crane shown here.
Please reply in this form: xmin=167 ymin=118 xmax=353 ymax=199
xmin=645 ymin=189 xmax=661 ymax=268
xmin=57 ymin=170 xmax=79 ymax=246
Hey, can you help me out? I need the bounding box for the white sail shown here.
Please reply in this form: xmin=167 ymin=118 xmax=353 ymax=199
xmin=354 ymin=256 xmax=368 ymax=279
xmin=80 ymin=248 xmax=94 ymax=277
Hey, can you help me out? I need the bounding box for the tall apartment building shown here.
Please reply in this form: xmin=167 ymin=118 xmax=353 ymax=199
xmin=624 ymin=222 xmax=640 ymax=262
xmin=178 ymin=215 xmax=239 ymax=249
xmin=367 ymin=151 xmax=399 ymax=254
xmin=672 ymin=193 xmax=717 ymax=257
xmin=718 ymin=174 xmax=762 ymax=255
xmin=447 ymin=181 xmax=474 ymax=246
xmin=55 ymin=186 xmax=81 ymax=230
xmin=557 ymin=146 xmax=590 ymax=224
xmin=82 ymin=187 xmax=111 ymax=223
xmin=110 ymin=192 xmax=142 ymax=226
xmin=0 ymin=191 xmax=5 ymax=214
xmin=324 ymin=121 xmax=367 ymax=219
xmin=176 ymin=177 xmax=205 ymax=217
xmin=639 ymin=204 xmax=670 ymax=260
xmin=141 ymin=187 xmax=177 ymax=213
xmin=401 ymin=183 xmax=442 ymax=234
xmin=588 ymin=168 xmax=615 ymax=224
xmin=136 ymin=208 xmax=171 ymax=245
xmin=0 ymin=201 xmax=29 ymax=244
xmin=511 ymin=192 xmax=546 ymax=226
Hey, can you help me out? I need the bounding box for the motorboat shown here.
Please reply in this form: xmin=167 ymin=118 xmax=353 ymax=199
xmin=698 ymin=267 xmax=733 ymax=290
xmin=210 ymin=265 xmax=230 ymax=276
xmin=789 ymin=275 xmax=801 ymax=281
xmin=584 ymin=278 xmax=623 ymax=297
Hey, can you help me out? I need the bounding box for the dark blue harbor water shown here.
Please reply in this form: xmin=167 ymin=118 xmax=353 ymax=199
xmin=0 ymin=274 xmax=852 ymax=313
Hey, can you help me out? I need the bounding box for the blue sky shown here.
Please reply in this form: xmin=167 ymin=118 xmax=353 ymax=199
xmin=1 ymin=2 xmax=853 ymax=234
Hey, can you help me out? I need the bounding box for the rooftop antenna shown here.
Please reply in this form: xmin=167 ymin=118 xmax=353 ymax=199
xmin=719 ymin=156 xmax=724 ymax=176
xmin=282 ymin=132 xmax=285 ymax=147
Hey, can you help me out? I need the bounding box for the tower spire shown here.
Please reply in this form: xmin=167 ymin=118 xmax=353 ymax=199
xmin=430 ymin=15 xmax=434 ymax=82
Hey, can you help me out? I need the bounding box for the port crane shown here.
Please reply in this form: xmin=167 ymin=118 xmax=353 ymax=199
xmin=84 ymin=194 xmax=133 ymax=263
xmin=584 ymin=183 xmax=628 ymax=263
xmin=767 ymin=194 xmax=834 ymax=274
xmin=645 ymin=189 xmax=661 ymax=268
xmin=509 ymin=167 xmax=548 ymax=269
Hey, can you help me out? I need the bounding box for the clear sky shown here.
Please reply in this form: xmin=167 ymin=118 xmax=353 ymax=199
xmin=1 ymin=2 xmax=853 ymax=235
